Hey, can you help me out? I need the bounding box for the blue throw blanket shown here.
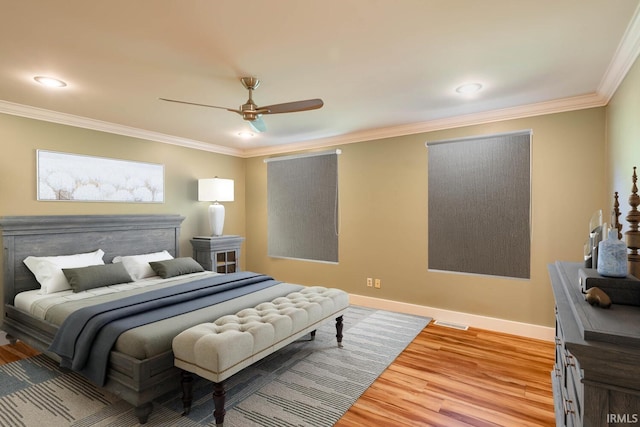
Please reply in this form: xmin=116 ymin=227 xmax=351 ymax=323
xmin=48 ymin=271 xmax=280 ymax=385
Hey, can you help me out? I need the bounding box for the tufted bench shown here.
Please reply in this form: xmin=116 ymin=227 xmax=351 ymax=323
xmin=172 ymin=286 xmax=349 ymax=426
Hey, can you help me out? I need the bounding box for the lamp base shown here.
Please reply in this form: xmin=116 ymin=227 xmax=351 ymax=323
xmin=208 ymin=203 xmax=225 ymax=237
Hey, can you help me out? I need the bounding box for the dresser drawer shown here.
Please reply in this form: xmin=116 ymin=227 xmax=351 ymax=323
xmin=554 ymin=308 xmax=583 ymax=427
xmin=551 ymin=368 xmax=570 ymax=427
xmin=554 ymin=311 xmax=565 ymax=380
xmin=555 ymin=308 xmax=564 ymax=341
xmin=564 ymin=355 xmax=582 ymax=426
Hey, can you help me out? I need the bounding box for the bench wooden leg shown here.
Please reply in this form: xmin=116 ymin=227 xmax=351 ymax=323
xmin=213 ymin=381 xmax=226 ymax=427
xmin=180 ymin=370 xmax=194 ymax=415
xmin=336 ymin=315 xmax=344 ymax=348
xmin=180 ymin=371 xmax=226 ymax=426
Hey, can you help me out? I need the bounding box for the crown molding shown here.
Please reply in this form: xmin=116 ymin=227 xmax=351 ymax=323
xmin=0 ymin=91 xmax=609 ymax=160
xmin=240 ymin=92 xmax=608 ymax=158
xmin=0 ymin=100 xmax=242 ymax=157
xmin=597 ymin=2 xmax=640 ymax=101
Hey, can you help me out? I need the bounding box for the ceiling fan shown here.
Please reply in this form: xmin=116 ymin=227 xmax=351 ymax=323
xmin=160 ymin=77 xmax=323 ymax=133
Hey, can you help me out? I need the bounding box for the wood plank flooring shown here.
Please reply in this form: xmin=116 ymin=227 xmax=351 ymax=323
xmin=0 ymin=322 xmax=555 ymax=426
xmin=0 ymin=340 xmax=39 ymax=364
xmin=334 ymin=322 xmax=555 ymax=427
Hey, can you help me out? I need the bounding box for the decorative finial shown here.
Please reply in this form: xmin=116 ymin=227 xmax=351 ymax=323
xmin=613 ymin=191 xmax=622 ymax=239
xmin=625 ymin=166 xmax=640 ymax=278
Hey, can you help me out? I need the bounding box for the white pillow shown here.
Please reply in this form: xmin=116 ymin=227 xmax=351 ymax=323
xmin=24 ymin=249 xmax=105 ymax=294
xmin=112 ymin=250 xmax=174 ymax=281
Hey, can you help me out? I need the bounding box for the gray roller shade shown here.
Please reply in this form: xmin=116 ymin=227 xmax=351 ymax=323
xmin=267 ymin=150 xmax=339 ymax=263
xmin=427 ymin=131 xmax=531 ymax=279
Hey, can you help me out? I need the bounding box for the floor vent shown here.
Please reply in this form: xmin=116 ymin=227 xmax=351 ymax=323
xmin=433 ymin=320 xmax=469 ymax=330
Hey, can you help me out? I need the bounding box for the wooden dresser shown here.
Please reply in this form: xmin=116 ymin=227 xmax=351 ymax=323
xmin=549 ymin=262 xmax=640 ymax=427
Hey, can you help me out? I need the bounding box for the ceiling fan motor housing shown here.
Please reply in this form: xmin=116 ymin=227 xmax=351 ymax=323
xmin=240 ymin=101 xmax=260 ymax=121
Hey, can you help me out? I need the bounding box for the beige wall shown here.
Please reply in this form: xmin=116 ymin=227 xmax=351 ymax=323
xmin=606 ymin=55 xmax=640 ymax=229
xmin=0 ymin=113 xmax=246 ymax=269
xmin=1 ymin=97 xmax=617 ymax=330
xmin=246 ymin=108 xmax=607 ymax=328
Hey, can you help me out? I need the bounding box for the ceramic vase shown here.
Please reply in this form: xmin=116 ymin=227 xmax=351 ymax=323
xmin=597 ymin=228 xmax=627 ymax=277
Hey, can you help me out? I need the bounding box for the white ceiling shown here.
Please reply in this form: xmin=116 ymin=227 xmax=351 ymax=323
xmin=1 ymin=1 xmax=639 ymax=157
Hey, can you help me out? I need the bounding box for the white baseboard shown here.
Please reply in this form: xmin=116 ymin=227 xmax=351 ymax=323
xmin=349 ymin=293 xmax=555 ymax=342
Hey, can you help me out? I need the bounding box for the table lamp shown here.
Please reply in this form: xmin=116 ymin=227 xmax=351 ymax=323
xmin=198 ymin=178 xmax=234 ymax=236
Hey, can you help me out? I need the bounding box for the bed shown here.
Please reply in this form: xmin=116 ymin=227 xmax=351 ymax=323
xmin=0 ymin=214 xmax=308 ymax=423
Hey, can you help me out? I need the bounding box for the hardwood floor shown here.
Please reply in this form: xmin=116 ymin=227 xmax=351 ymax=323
xmin=0 ymin=340 xmax=39 ymax=364
xmin=0 ymin=323 xmax=555 ymax=426
xmin=335 ymin=322 xmax=555 ymax=427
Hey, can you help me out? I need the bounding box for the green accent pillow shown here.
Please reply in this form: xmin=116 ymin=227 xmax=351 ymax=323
xmin=63 ymin=263 xmax=133 ymax=292
xmin=149 ymin=257 xmax=205 ymax=279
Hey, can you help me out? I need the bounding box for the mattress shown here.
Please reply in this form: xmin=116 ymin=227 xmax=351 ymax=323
xmin=15 ymin=272 xmax=305 ymax=360
xmin=15 ymin=273 xmax=205 ymax=320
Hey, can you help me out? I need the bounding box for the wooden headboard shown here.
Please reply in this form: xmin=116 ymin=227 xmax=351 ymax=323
xmin=1 ymin=214 xmax=184 ymax=305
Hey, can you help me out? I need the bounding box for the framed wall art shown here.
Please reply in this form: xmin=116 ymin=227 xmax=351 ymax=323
xmin=37 ymin=150 xmax=164 ymax=203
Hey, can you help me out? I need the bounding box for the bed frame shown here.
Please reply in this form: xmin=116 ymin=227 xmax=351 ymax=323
xmin=1 ymin=214 xmax=185 ymax=423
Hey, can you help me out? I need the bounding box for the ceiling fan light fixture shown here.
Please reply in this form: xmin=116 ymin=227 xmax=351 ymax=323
xmin=34 ymin=76 xmax=67 ymax=88
xmin=455 ymin=83 xmax=483 ymax=94
xmin=237 ymin=131 xmax=255 ymax=139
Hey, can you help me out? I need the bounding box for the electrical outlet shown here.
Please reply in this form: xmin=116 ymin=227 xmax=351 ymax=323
xmin=374 ymin=279 xmax=381 ymax=289
xmin=366 ymin=277 xmax=373 ymax=287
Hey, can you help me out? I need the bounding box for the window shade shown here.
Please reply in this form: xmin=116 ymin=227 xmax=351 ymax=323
xmin=426 ymin=131 xmax=531 ymax=279
xmin=267 ymin=150 xmax=339 ymax=263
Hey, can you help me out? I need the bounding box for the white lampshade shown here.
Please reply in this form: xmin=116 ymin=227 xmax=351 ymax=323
xmin=198 ymin=178 xmax=234 ymax=237
xmin=198 ymin=178 xmax=234 ymax=202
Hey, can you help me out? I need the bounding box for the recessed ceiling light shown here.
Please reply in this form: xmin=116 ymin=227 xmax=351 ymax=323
xmin=455 ymin=83 xmax=482 ymax=94
xmin=34 ymin=76 xmax=67 ymax=88
xmin=237 ymin=131 xmax=255 ymax=139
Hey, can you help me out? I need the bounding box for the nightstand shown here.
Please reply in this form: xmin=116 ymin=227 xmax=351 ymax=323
xmin=190 ymin=235 xmax=245 ymax=273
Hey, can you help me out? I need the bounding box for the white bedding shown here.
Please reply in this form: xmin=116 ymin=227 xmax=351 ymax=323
xmin=15 ymin=271 xmax=219 ymax=321
xmin=15 ymin=270 xmax=306 ymax=361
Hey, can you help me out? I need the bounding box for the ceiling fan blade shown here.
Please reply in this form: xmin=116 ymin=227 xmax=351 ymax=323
xmin=258 ymin=98 xmax=323 ymax=115
xmin=249 ymin=117 xmax=267 ymax=133
xmin=159 ymin=98 xmax=241 ymax=114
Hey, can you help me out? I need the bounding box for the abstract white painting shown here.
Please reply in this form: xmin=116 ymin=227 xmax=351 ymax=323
xmin=37 ymin=150 xmax=164 ymax=202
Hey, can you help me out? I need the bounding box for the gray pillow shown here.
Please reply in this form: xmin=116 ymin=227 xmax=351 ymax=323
xmin=63 ymin=263 xmax=132 ymax=292
xmin=149 ymin=257 xmax=205 ymax=279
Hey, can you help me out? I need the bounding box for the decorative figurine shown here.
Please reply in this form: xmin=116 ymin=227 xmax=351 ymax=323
xmin=585 ymin=287 xmax=612 ymax=309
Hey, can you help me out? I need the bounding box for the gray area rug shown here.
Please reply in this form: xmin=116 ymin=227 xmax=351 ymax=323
xmin=0 ymin=306 xmax=430 ymax=427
